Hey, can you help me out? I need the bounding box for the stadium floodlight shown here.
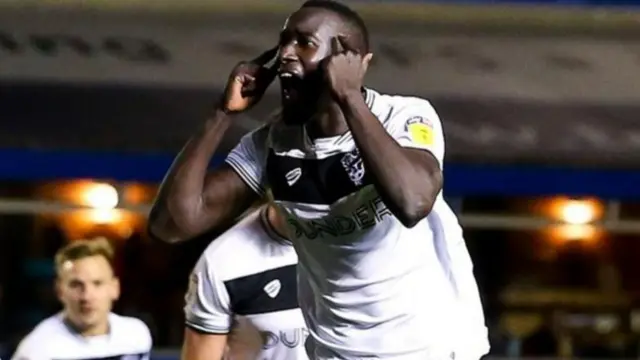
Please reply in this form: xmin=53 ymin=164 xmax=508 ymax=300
xmin=560 ymin=200 xmax=596 ymax=225
xmin=79 ymin=182 xmax=120 ymax=225
xmin=82 ymin=183 xmax=119 ymax=210
xmin=546 ymin=198 xmax=602 ymax=243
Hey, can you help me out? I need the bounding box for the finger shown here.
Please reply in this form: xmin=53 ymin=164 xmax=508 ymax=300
xmin=235 ymin=74 xmax=256 ymax=83
xmin=337 ymin=35 xmax=358 ymax=54
xmin=240 ymin=82 xmax=256 ymax=97
xmin=251 ymin=46 xmax=279 ymax=65
xmin=237 ymin=73 xmax=258 ymax=97
xmin=331 ymin=36 xmax=344 ymax=55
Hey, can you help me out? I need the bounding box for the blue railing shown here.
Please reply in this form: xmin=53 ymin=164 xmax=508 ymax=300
xmin=1 ymin=149 xmax=639 ymax=199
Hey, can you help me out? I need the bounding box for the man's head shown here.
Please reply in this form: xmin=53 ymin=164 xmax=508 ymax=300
xmin=55 ymin=237 xmax=120 ymax=334
xmin=278 ymin=0 xmax=370 ymax=123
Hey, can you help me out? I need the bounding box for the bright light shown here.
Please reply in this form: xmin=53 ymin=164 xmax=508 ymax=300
xmin=554 ymin=224 xmax=597 ymax=242
xmin=87 ymin=209 xmax=122 ymax=225
xmin=560 ymin=200 xmax=596 ymax=225
xmin=82 ymin=183 xmax=119 ymax=210
xmin=545 ymin=198 xmax=603 ymax=244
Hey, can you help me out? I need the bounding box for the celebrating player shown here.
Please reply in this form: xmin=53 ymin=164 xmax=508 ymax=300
xmin=12 ymin=238 xmax=152 ymax=360
xmin=150 ymin=1 xmax=488 ymax=358
xmin=182 ymin=204 xmax=308 ymax=360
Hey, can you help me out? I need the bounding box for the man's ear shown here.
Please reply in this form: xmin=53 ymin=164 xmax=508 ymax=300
xmin=362 ymin=53 xmax=373 ymax=72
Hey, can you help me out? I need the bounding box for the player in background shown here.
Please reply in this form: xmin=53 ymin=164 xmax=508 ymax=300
xmin=11 ymin=238 xmax=152 ymax=360
xmin=182 ymin=204 xmax=308 ymax=360
xmin=150 ymin=1 xmax=488 ymax=358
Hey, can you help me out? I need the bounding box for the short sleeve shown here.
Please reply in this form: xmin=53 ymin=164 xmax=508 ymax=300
xmin=225 ymin=125 xmax=270 ymax=197
xmin=184 ymin=253 xmax=233 ymax=334
xmin=388 ymin=99 xmax=445 ymax=166
xmin=11 ymin=333 xmax=46 ymax=360
xmin=134 ymin=319 xmax=153 ymax=354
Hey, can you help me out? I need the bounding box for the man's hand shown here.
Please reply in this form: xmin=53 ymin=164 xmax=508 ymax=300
xmin=322 ymin=36 xmax=373 ymax=101
xmin=221 ymin=47 xmax=279 ymax=113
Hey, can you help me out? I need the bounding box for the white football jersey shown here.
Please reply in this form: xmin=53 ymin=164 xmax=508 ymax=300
xmin=185 ymin=208 xmax=309 ymax=360
xmin=226 ymin=88 xmax=489 ymax=359
xmin=11 ymin=312 xmax=151 ymax=360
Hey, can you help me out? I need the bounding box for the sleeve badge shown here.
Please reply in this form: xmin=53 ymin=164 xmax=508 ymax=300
xmin=405 ymin=116 xmax=434 ymax=146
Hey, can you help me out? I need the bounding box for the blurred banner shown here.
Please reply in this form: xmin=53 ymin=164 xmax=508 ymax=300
xmin=2 ymin=0 xmax=640 ymax=33
xmin=3 ymin=83 xmax=640 ymax=168
xmin=1 ymin=10 xmax=639 ymax=104
xmin=4 ymin=0 xmax=640 ymax=11
xmin=1 ymin=5 xmax=640 ymax=180
xmin=347 ymin=0 xmax=640 ymax=4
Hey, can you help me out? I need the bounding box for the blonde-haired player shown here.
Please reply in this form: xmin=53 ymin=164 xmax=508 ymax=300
xmin=11 ymin=238 xmax=152 ymax=360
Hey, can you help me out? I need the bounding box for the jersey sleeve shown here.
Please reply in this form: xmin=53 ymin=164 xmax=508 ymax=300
xmin=11 ymin=332 xmax=46 ymax=360
xmin=388 ymin=98 xmax=445 ymax=166
xmin=134 ymin=319 xmax=153 ymax=357
xmin=224 ymin=125 xmax=270 ymax=197
xmin=184 ymin=251 xmax=233 ymax=334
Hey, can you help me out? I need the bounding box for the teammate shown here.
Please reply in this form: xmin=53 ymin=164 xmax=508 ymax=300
xmin=12 ymin=238 xmax=152 ymax=360
xmin=150 ymin=0 xmax=488 ymax=358
xmin=182 ymin=204 xmax=308 ymax=360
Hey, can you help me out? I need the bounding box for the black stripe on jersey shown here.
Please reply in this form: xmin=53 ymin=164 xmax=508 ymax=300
xmin=224 ymin=264 xmax=298 ymax=316
xmin=266 ymin=148 xmax=372 ymax=205
xmin=53 ymin=353 xmax=148 ymax=360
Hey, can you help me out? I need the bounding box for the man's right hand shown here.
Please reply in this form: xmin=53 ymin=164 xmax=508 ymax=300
xmin=221 ymin=47 xmax=279 ymax=113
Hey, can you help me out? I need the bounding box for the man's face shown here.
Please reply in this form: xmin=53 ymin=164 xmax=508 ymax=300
xmin=278 ymin=7 xmax=343 ymax=123
xmin=56 ymin=255 xmax=119 ymax=332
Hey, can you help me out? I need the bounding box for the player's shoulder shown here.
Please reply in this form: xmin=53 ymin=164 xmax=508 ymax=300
xmin=368 ymin=88 xmax=440 ymax=124
xmin=109 ymin=313 xmax=153 ymax=350
xmin=12 ymin=314 xmax=66 ymax=359
xmin=251 ymin=122 xmax=272 ymax=138
xmin=24 ymin=313 xmax=66 ymax=340
xmin=195 ymin=208 xmax=295 ymax=281
xmin=109 ymin=313 xmax=153 ymax=354
xmin=369 ymin=88 xmax=436 ymax=109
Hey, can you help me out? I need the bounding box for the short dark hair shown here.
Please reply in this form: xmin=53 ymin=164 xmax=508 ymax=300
xmin=301 ymin=0 xmax=370 ymax=53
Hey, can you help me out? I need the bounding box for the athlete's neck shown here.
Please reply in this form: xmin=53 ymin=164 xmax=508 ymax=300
xmin=306 ymin=105 xmax=347 ymax=139
xmin=305 ymin=89 xmax=366 ymax=139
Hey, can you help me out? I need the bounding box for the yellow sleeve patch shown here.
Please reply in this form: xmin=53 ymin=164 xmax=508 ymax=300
xmin=407 ymin=122 xmax=434 ymax=146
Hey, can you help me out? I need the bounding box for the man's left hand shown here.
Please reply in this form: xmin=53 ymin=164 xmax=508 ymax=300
xmin=322 ymin=36 xmax=373 ymax=100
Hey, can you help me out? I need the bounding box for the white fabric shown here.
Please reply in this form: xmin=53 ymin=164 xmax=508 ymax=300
xmin=11 ymin=313 xmax=151 ymax=360
xmin=185 ymin=209 xmax=309 ymax=360
xmin=225 ymin=88 xmax=489 ymax=360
